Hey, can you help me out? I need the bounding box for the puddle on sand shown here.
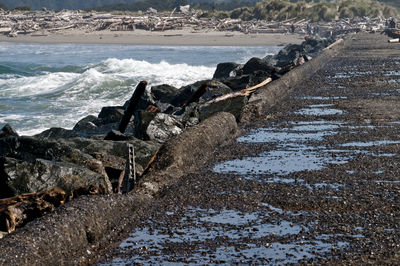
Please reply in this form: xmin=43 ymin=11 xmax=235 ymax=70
xmin=296 ymin=96 xmax=348 ymax=100
xmin=101 ymin=206 xmax=348 ymax=265
xmin=384 ymin=70 xmax=400 ymax=76
xmin=107 ymin=240 xmax=348 ymax=265
xmin=213 ymin=145 xmax=349 ymax=176
xmin=238 ymin=120 xmax=341 ymax=143
xmin=332 ymin=71 xmax=373 ymax=79
xmin=295 ymin=104 xmax=344 ymax=116
xmin=304 ymin=183 xmax=344 ymax=191
xmin=215 ymin=119 xmax=397 ymax=177
xmin=340 ymin=140 xmax=400 ymax=147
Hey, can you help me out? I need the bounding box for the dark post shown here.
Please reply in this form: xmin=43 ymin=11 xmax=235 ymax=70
xmin=118 ymin=80 xmax=147 ymax=133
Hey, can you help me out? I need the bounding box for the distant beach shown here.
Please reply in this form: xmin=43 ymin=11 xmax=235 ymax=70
xmin=0 ymin=29 xmax=304 ymax=46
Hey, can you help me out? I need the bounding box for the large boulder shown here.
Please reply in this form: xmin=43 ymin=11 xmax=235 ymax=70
xmin=212 ymin=62 xmax=242 ymax=79
xmin=170 ymin=80 xmax=233 ymax=107
xmin=72 ymin=115 xmax=99 ymax=132
xmin=242 ymin=57 xmax=275 ymax=75
xmin=151 ymin=84 xmax=180 ymax=104
xmin=97 ymin=106 xmax=125 ymax=124
xmin=35 ymin=127 xmax=79 ymax=139
xmin=146 ymin=113 xmax=184 ymax=143
xmin=0 ymin=157 xmax=112 ymax=197
xmin=275 ymin=43 xmax=303 ymax=68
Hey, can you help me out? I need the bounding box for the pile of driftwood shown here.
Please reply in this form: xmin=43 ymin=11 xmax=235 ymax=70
xmin=0 ymin=9 xmax=389 ymax=37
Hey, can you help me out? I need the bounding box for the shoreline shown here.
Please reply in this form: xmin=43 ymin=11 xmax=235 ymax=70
xmin=0 ymin=29 xmax=305 ymax=46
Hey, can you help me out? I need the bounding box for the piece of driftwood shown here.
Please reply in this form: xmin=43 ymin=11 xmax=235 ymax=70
xmin=388 ymin=38 xmax=400 ymax=43
xmin=0 ymin=188 xmax=67 ymax=233
xmin=118 ymin=80 xmax=147 ymax=133
xmin=0 ymin=184 xmax=108 ymax=234
xmin=203 ymin=77 xmax=272 ymax=105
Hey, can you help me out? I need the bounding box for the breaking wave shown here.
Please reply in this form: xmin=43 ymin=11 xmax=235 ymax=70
xmin=0 ymin=58 xmax=214 ymax=135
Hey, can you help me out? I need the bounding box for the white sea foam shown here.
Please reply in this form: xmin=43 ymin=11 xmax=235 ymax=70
xmin=0 ymin=72 xmax=79 ymax=97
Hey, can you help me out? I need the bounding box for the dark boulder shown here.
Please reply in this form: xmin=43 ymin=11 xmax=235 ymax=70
xmin=200 ymin=81 xmax=232 ymax=102
xmin=212 ymin=62 xmax=242 ymax=79
xmin=151 ymin=84 xmax=180 ymax=104
xmin=73 ymin=115 xmax=99 ymax=131
xmin=170 ymin=80 xmax=233 ymax=107
xmin=122 ymin=88 xmax=155 ymax=113
xmin=242 ymin=57 xmax=275 ymax=75
xmin=275 ymin=43 xmax=303 ymax=68
xmin=35 ymin=127 xmax=79 ymax=139
xmin=221 ymin=75 xmax=251 ymax=91
xmin=0 ymin=124 xmax=18 ymax=138
xmin=104 ymin=130 xmax=131 ymax=141
xmin=301 ymin=38 xmax=333 ymax=56
xmin=65 ymin=137 xmax=161 ymax=171
xmin=98 ymin=106 xmax=125 ymax=124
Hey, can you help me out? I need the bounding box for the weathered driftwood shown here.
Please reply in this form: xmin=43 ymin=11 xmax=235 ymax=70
xmin=0 ymin=184 xmax=108 ymax=234
xmin=0 ymin=188 xmax=67 ymax=233
xmin=118 ymin=80 xmax=147 ymax=134
xmin=203 ymin=77 xmax=272 ymax=105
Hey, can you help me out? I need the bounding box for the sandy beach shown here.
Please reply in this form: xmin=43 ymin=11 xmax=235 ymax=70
xmin=0 ymin=29 xmax=305 ymax=46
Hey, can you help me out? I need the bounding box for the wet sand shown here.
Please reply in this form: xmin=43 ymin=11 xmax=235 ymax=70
xmin=0 ymin=29 xmax=305 ymax=46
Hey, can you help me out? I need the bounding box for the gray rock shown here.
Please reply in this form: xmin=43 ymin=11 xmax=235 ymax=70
xmin=65 ymin=137 xmax=160 ymax=170
xmin=73 ymin=115 xmax=99 ymax=131
xmin=35 ymin=127 xmax=79 ymax=139
xmin=201 ymin=81 xmax=232 ymax=102
xmin=0 ymin=157 xmax=112 ymax=197
xmin=198 ymin=95 xmax=248 ymax=121
xmin=146 ymin=113 xmax=184 ymax=143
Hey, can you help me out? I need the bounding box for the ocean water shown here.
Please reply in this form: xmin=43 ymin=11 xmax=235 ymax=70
xmin=0 ymin=42 xmax=280 ymax=136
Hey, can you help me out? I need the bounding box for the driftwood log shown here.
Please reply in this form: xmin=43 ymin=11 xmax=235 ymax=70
xmin=202 ymin=77 xmax=272 ymax=105
xmin=0 ymin=184 xmax=108 ymax=234
xmin=0 ymin=188 xmax=67 ymax=233
xmin=118 ymin=80 xmax=148 ymax=133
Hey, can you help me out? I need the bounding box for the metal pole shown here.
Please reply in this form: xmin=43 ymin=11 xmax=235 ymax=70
xmin=122 ymin=144 xmax=136 ymax=193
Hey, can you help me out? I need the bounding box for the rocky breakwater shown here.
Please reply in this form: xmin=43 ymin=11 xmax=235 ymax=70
xmin=0 ymin=36 xmax=342 ymax=263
